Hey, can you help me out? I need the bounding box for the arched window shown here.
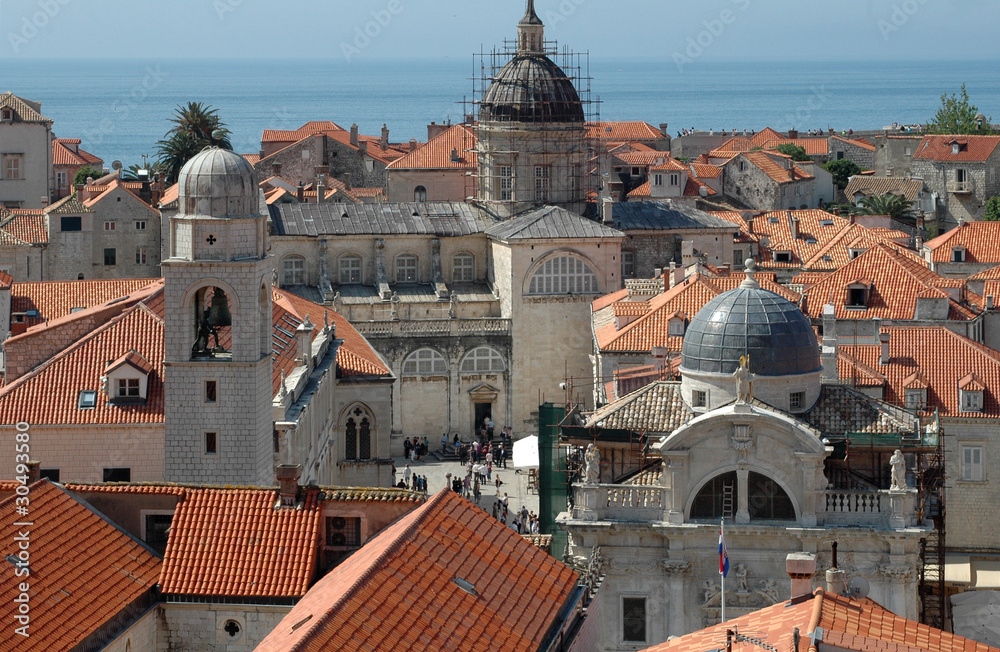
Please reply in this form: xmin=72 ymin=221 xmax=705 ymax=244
xmin=414 ymin=185 xmax=427 ymax=202
xmin=359 ymin=418 xmax=371 ymax=459
xmin=528 ymin=255 xmax=599 ymax=295
xmin=402 ymin=348 xmax=447 ymax=375
xmin=461 ymin=347 xmax=506 ymax=373
xmin=453 ymin=253 xmax=475 ymax=282
xmin=396 ymin=254 xmax=418 ymax=283
xmin=690 ymin=471 xmax=795 ymax=521
xmin=345 ymin=418 xmax=357 ymax=460
xmin=283 ymin=256 xmax=305 ymax=286
xmin=339 ymin=255 xmax=362 ymax=284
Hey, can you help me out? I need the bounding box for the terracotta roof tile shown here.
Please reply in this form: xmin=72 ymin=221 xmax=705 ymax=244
xmin=968 ymin=264 xmax=1000 ymax=280
xmin=387 ymin=124 xmax=477 ymax=170
xmin=690 ymin=162 xmax=723 ymax=179
xmin=796 ymin=243 xmax=976 ymax=320
xmin=760 ymin=137 xmax=831 ymax=156
xmin=684 ymin=175 xmax=716 ymax=197
xmin=913 ymin=135 xmax=1000 ymax=162
xmin=243 ymin=153 xmax=261 ymax=165
xmin=845 ymin=176 xmax=926 ymax=202
xmin=641 ymin=589 xmax=999 ymax=652
xmin=11 ymin=278 xmax=160 ymax=321
xmin=627 ymin=180 xmax=651 ymax=198
xmin=254 ymin=489 xmax=579 ymax=652
xmin=802 ymin=384 xmax=918 ymax=436
xmin=925 ymin=221 xmax=1000 ymax=264
xmin=831 ymin=134 xmax=877 ymax=152
xmin=587 ymin=121 xmax=664 ymax=141
xmin=0 ymin=481 xmax=160 ymax=651
xmin=159 ymin=486 xmax=322 ymax=597
xmin=52 ymin=138 xmax=103 ymax=167
xmin=841 ymin=325 xmax=1000 ymax=418
xmin=586 ymin=381 xmax=692 ymax=432
xmin=0 ymin=210 xmax=47 ymax=245
xmin=735 ymin=151 xmax=814 ymax=185
xmin=617 ymin=151 xmax=673 ymax=167
xmin=0 ymin=92 xmax=51 ymax=123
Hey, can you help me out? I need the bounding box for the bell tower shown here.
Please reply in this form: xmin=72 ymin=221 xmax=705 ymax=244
xmin=162 ymin=148 xmax=275 ymax=486
xmin=518 ymin=0 xmax=544 ymax=54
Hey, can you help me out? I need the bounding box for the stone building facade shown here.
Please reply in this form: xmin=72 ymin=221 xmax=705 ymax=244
xmin=911 ymin=135 xmax=1000 ymax=228
xmin=0 ymin=92 xmax=53 ymax=209
xmin=722 ymin=151 xmax=816 ymax=211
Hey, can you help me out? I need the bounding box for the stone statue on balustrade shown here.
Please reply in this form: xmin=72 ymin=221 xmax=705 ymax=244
xmin=733 ymin=355 xmax=755 ymax=403
xmin=584 ymin=444 xmax=601 ymax=484
xmin=890 ymin=449 xmax=907 ymax=491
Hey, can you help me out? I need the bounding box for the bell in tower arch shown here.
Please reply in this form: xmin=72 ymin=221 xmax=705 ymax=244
xmin=208 ymin=288 xmax=233 ymax=328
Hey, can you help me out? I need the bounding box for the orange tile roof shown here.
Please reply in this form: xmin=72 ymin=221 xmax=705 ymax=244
xmin=711 ymin=209 xmax=853 ymax=269
xmin=845 ymin=176 xmax=926 ymax=203
xmin=627 ymin=180 xmax=651 ymax=198
xmin=713 ymin=127 xmax=786 ymax=152
xmin=618 ymin=151 xmax=673 ymax=167
xmin=736 ymin=150 xmax=814 ymax=185
xmin=684 ymin=175 xmax=717 ymax=197
xmin=797 ymin=243 xmax=976 ymax=320
xmin=760 ymin=137 xmax=830 ymax=156
xmin=261 ymin=121 xmax=346 ymax=143
xmin=386 ymin=123 xmax=477 ymax=170
xmin=0 ymin=480 xmax=160 ymax=651
xmin=348 ymin=187 xmax=386 ymax=199
xmin=597 ymin=272 xmax=799 ymax=353
xmin=159 ymin=486 xmax=322 ymax=597
xmin=969 ymin=264 xmax=1000 ymax=281
xmin=52 ymin=138 xmax=103 ymax=167
xmin=831 ymin=134 xmax=877 ymax=151
xmin=255 ymin=489 xmax=579 ymax=652
xmin=836 ymin=349 xmax=887 ymax=388
xmin=0 ymin=303 xmax=165 ymax=425
xmin=802 ymin=223 xmax=914 ymax=271
xmin=592 ymin=287 xmax=629 ymax=312
xmin=841 ymin=325 xmax=1000 ymax=418
xmin=0 ymin=210 xmax=47 ymax=245
xmin=11 ymin=278 xmax=160 ymax=320
xmin=914 ymin=134 xmax=1000 ymax=162
xmin=243 ymin=153 xmax=261 ymax=165
xmin=925 ymin=220 xmax=1000 ymax=263
xmin=642 ymin=588 xmax=998 ymax=652
xmin=159 ymin=182 xmax=179 ymax=208
xmin=690 ymin=162 xmax=723 ymax=179
xmin=587 ymin=121 xmax=664 ymax=141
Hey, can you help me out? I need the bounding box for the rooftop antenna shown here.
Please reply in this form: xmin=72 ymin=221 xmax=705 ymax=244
xmin=846 ymin=576 xmax=870 ymax=600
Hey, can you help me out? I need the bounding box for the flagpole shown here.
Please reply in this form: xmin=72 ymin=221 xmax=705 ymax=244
xmin=720 ymin=517 xmax=726 ymax=623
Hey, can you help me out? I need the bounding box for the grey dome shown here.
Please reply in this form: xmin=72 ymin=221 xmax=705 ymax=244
xmin=680 ymin=285 xmax=820 ymax=377
xmin=479 ymin=55 xmax=585 ymax=124
xmin=178 ymin=147 xmax=258 ymax=218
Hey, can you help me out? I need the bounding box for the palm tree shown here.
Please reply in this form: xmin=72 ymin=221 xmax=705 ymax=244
xmin=857 ymin=193 xmax=918 ymax=224
xmin=156 ymin=102 xmax=232 ymax=183
xmin=120 ymin=161 xmax=165 ymax=181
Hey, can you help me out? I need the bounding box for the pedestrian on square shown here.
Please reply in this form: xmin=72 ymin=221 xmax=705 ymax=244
xmin=403 ymin=464 xmax=412 ymax=488
xmin=441 ymin=432 xmax=448 ymax=454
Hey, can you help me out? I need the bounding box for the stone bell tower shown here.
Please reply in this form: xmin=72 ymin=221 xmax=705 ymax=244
xmin=162 ymin=148 xmax=274 ymax=486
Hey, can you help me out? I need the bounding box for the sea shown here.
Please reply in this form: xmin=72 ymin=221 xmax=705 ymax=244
xmin=3 ymin=57 xmax=999 ymax=169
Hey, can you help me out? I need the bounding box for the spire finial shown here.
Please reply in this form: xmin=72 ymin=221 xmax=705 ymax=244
xmin=740 ymin=258 xmax=759 ymax=289
xmin=518 ymin=0 xmax=544 ymax=53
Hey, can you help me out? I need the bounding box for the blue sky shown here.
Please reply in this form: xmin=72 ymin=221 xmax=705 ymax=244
xmin=0 ymin=0 xmax=998 ymax=61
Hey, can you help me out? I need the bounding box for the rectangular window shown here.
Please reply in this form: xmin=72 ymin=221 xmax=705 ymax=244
xmin=135 ymin=220 xmax=146 ymax=231
xmin=453 ymin=254 xmax=475 ymax=283
xmin=117 ymin=378 xmax=140 ymax=397
xmin=104 ymin=221 xmax=116 ymax=231
xmin=339 ymin=256 xmax=362 ymax=284
xmin=693 ymin=390 xmax=707 ymax=408
xmin=205 ymin=432 xmax=218 ymax=456
xmin=4 ymin=155 xmax=22 ymax=180
xmin=326 ymin=516 xmax=362 ymax=547
xmin=653 ymin=174 xmax=663 ymax=187
xmin=962 ymin=390 xmax=983 ymax=412
xmin=40 ymin=469 xmax=59 ymax=482
xmin=78 ymin=390 xmax=97 ymax=409
xmin=774 ymin=251 xmax=791 ymax=263
xmin=103 ymin=467 xmax=131 ymax=482
xmin=396 ymin=255 xmax=418 ymax=283
xmin=205 ymin=380 xmax=217 ymax=404
xmin=104 ymin=248 xmax=117 ymax=266
xmin=144 ymin=513 xmax=172 ymax=555
xmin=534 ymin=166 xmax=549 ymax=202
xmin=837 ymin=151 xmax=845 ymax=160
xmin=621 ymin=251 xmax=636 ymax=278
xmin=953 ymin=249 xmax=966 ymax=263
xmin=789 ymin=391 xmax=804 ymax=410
xmin=961 ymin=445 xmax=983 ymax=482
xmin=56 ymin=171 xmax=67 ymax=186
xmin=622 ymin=597 xmax=647 ymax=643
xmin=499 ymin=166 xmax=513 ymax=201
xmin=848 ymin=287 xmax=867 ymax=307
xmin=670 ymin=173 xmax=679 ymax=186
xmin=905 ymin=389 xmax=925 ymax=410
xmin=135 ymin=247 xmax=147 ymax=265
xmin=61 ymin=216 xmax=82 ymax=232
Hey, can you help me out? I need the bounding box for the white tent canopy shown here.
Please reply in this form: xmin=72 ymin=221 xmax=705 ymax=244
xmin=512 ymin=435 xmax=539 ymax=469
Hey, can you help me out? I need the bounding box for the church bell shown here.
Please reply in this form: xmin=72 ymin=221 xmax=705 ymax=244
xmin=208 ymin=288 xmax=232 ymax=328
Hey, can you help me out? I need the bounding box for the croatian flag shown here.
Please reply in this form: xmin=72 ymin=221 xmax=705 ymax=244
xmin=719 ymin=522 xmax=729 ymax=577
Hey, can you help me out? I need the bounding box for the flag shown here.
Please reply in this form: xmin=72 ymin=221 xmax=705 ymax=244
xmin=719 ymin=522 xmax=729 ymax=577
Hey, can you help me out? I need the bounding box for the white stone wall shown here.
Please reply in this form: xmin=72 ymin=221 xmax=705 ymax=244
xmin=942 ymin=418 xmax=1000 ymax=550
xmin=0 ymin=424 xmax=163 ymax=483
xmin=102 ymin=606 xmax=159 ymax=652
xmin=0 ymin=120 xmax=52 ymax=209
xmin=387 ymin=169 xmax=472 ymax=203
xmin=158 ymin=603 xmax=291 ymax=652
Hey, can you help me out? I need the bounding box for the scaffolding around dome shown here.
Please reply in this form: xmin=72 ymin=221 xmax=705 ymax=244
xmin=463 ymin=33 xmax=601 ymax=219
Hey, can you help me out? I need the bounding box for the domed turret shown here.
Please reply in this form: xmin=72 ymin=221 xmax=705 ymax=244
xmin=178 ymin=147 xmax=258 ymax=218
xmin=680 ymin=260 xmax=822 ymax=413
xmin=479 ymin=57 xmax=585 ymax=124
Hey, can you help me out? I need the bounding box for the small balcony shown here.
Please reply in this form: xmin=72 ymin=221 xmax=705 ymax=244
xmin=948 ymin=180 xmax=973 ymax=194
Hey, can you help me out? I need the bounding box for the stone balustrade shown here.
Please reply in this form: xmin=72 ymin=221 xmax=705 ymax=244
xmin=353 ymin=318 xmax=511 ymax=338
xmin=821 ymin=489 xmax=918 ymax=528
xmin=572 ymin=483 xmax=669 ymax=522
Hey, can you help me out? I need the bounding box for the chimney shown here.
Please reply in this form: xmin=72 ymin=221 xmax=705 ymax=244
xmin=790 ymin=213 xmax=800 ymax=240
xmin=380 ymin=123 xmax=389 ymax=151
xmin=25 ymin=461 xmax=40 ymax=484
xmin=786 ymin=552 xmax=816 ymax=599
xmin=296 ymin=182 xmax=304 ymax=202
xmin=832 ymin=207 xmax=840 ymax=216
xmin=670 ymin=261 xmax=684 ymax=288
xmin=151 ymin=173 xmax=162 ymax=207
xmin=139 ymin=170 xmax=152 ymax=205
xmin=745 ymin=214 xmax=754 ymax=233
xmin=821 ymin=304 xmax=838 ymax=383
xmin=659 ymin=123 xmax=669 ymax=137
xmin=342 ymin=172 xmax=352 ymax=191
xmin=74 ymin=183 xmax=84 ymax=199
xmin=988 ymin=295 xmax=995 ymax=310
xmin=450 ymin=148 xmax=461 ymax=163
xmin=276 ymin=464 xmax=302 ymax=508
xmin=879 ymin=331 xmax=891 ymax=365
xmin=359 ymin=140 xmax=368 ymax=156
xmin=826 ymin=542 xmax=846 ymax=595
xmin=788 ymin=129 xmax=798 ymax=139
xmin=350 ymin=123 xmax=359 ymax=147
xmin=271 ymin=161 xmax=282 ymax=177
xmin=601 ymin=198 xmax=614 ymax=225
xmin=297 ymin=314 xmax=315 ymax=373
xmin=409 ymin=138 xmax=418 ymax=151
xmin=315 ymin=165 xmax=330 ymax=204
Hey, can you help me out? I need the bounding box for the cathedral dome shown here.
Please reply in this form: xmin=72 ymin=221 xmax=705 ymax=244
xmin=178 ymin=147 xmax=258 ymax=218
xmin=479 ymin=55 xmax=585 ymax=124
xmin=680 ymin=265 xmax=820 ymax=377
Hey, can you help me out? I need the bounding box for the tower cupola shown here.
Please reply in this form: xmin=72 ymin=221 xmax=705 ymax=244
xmin=517 ymin=0 xmax=544 ymax=54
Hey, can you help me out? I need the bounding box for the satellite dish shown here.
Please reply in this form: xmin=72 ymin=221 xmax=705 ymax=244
xmin=846 ymin=576 xmax=870 ymax=600
xmin=111 ymin=160 xmax=122 ymax=171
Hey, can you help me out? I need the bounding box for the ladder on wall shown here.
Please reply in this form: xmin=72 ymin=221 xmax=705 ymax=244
xmin=722 ymin=482 xmax=735 ymax=520
xmin=918 ymin=428 xmax=948 ymax=631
